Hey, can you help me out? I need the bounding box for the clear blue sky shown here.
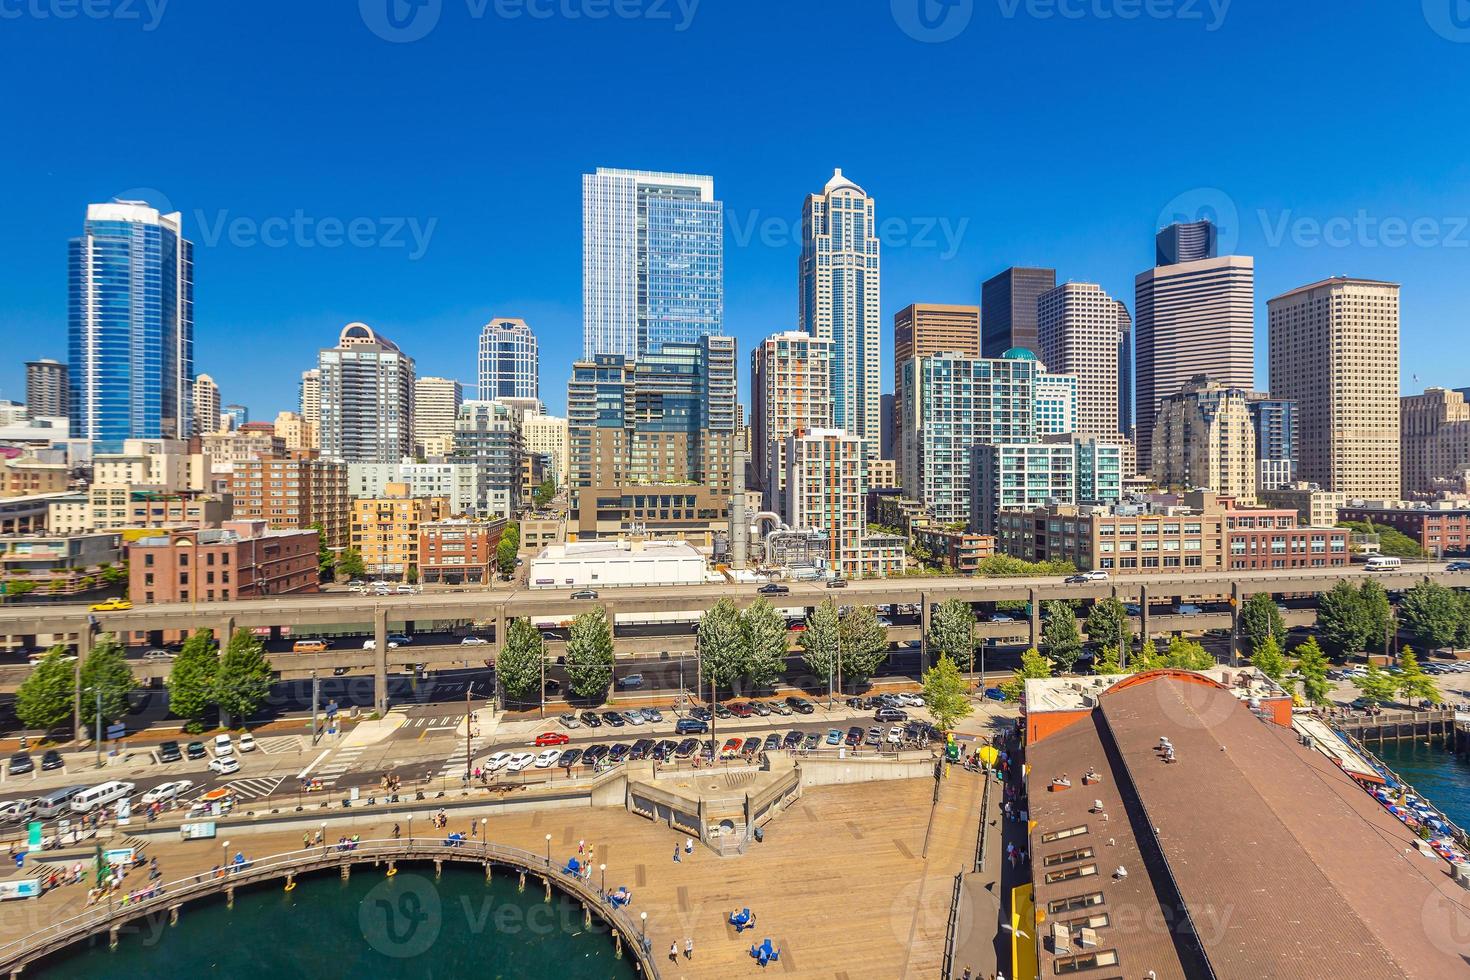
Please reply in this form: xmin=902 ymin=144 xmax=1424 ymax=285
xmin=2 ymin=0 xmax=1468 ymax=418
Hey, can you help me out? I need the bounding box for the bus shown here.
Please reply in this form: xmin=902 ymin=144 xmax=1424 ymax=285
xmin=1364 ymin=556 xmax=1402 ymax=572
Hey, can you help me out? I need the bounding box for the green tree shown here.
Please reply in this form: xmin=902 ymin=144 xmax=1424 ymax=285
xmin=1456 ymin=592 xmax=1470 ymax=649
xmin=497 ymin=618 xmax=545 ymax=704
xmin=405 ymin=565 xmax=419 ymax=585
xmin=1130 ymin=637 xmax=1164 ymax=672
xmin=334 ymin=548 xmax=366 ymax=580
xmin=15 ymin=646 xmax=75 ymax=731
xmin=922 ymin=654 xmax=973 ymax=732
xmin=839 ymin=605 xmax=890 ymax=684
xmin=1352 ymin=661 xmax=1397 ymax=704
xmin=1249 ymin=634 xmax=1289 ymax=683
xmin=565 ymin=608 xmax=614 ymax=699
xmin=927 ymin=599 xmax=975 ymax=669
xmin=1318 ymin=580 xmax=1370 ymax=654
xmin=79 ymin=634 xmax=134 ymax=728
xmin=975 ymin=555 xmax=1077 ymax=578
xmin=533 ymin=477 xmax=556 ymax=509
xmin=798 ymin=599 xmax=842 ymax=688
xmin=1084 ymin=598 xmax=1131 ymax=653
xmin=167 ymin=629 xmax=219 ymax=731
xmin=1239 ymin=593 xmax=1287 ymax=655
xmin=1358 ymin=580 xmax=1393 ymax=652
xmin=999 ymin=647 xmax=1051 ymax=701
xmin=740 ymin=599 xmax=789 ymax=690
xmin=100 ymin=563 xmax=126 ymax=586
xmin=214 ymin=629 xmax=274 ymax=726
xmin=6 ymin=580 xmax=37 ymax=599
xmin=1292 ymin=637 xmax=1332 ymax=705
xmin=1163 ymin=636 xmax=1215 ymax=671
xmin=1093 ymin=645 xmax=1123 ymax=674
xmin=1399 ymin=582 xmax=1461 ymax=649
xmin=309 ymin=522 xmax=333 ymax=578
xmin=1337 ymin=520 xmax=1424 ymax=558
xmin=697 ymin=599 xmax=751 ymax=692
xmin=1396 ymin=647 xmax=1443 ymax=705
xmin=1041 ymin=601 xmax=1083 ymax=673
xmin=496 ymin=535 xmax=518 ymax=578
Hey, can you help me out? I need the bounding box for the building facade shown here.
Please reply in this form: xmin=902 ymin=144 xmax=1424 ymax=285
xmin=521 ymin=414 xmax=569 ymax=486
xmin=970 ymin=438 xmax=1123 ymax=535
xmin=477 ymin=317 xmax=539 ymax=403
xmin=130 ymin=521 xmax=319 ymax=606
xmin=0 ymin=456 xmax=68 ymax=497
xmin=1036 ymin=281 xmax=1126 ymax=437
xmin=1259 ymin=482 xmax=1344 ymax=529
xmin=893 ymin=302 xmax=980 ymax=412
xmin=1247 ymin=395 xmax=1298 ymax=491
xmin=347 ymin=460 xmax=482 ymax=516
xmin=318 ymin=322 xmax=415 ymax=464
xmin=419 ymin=518 xmax=506 ymax=584
xmin=25 ymin=359 xmax=69 ymax=419
xmin=750 ymin=331 xmax=833 ymax=515
xmin=981 ymin=266 xmax=1056 ymax=358
xmin=228 ymin=452 xmax=349 ymax=551
xmin=1155 ymin=219 xmax=1218 ymax=266
xmin=1337 ymin=502 xmax=1470 ymax=557
xmin=68 ymin=201 xmax=194 ymax=450
xmin=1267 ymin=277 xmax=1401 ymax=498
xmin=412 ymin=376 xmax=462 ymax=458
xmin=452 ymin=401 xmax=523 ymax=520
xmin=192 ymin=374 xmax=221 ymax=436
xmin=910 ymin=526 xmax=996 ymax=574
xmin=1400 ymin=388 xmax=1470 ymax=497
xmin=1151 ymin=376 xmax=1258 ymax=501
xmin=799 ymin=169 xmax=880 ymax=459
xmin=350 ymin=483 xmax=451 ymax=578
xmin=785 ymin=428 xmax=901 ymax=579
xmin=299 ymin=368 xmax=321 ymax=426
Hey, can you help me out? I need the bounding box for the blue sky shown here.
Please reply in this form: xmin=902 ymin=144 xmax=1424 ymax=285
xmin=2 ymin=0 xmax=1468 ymax=418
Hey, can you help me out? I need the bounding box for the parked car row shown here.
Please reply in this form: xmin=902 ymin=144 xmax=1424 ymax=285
xmin=5 ymin=749 xmax=65 ymax=776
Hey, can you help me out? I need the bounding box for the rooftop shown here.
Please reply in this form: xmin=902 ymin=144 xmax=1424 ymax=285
xmin=1024 ymin=666 xmax=1287 ymax=714
xmin=537 ymin=539 xmax=704 ymax=562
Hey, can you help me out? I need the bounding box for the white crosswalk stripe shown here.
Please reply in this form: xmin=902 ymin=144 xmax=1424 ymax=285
xmin=313 ymin=745 xmax=366 ymax=787
xmin=225 ymin=776 xmax=285 ymax=800
xmin=436 ymin=736 xmax=485 ymax=780
xmin=255 ymin=735 xmax=304 ymax=755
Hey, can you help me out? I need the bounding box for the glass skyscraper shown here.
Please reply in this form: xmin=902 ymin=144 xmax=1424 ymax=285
xmin=477 ymin=317 xmax=539 ymax=402
xmin=68 ymin=201 xmax=194 ymax=451
xmin=582 ymin=168 xmax=723 ymax=360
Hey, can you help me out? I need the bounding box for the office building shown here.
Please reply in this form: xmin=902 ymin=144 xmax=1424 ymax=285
xmin=299 ymin=368 xmax=321 ymax=426
xmin=521 ymin=414 xmax=570 ymax=486
xmin=25 ymin=359 xmax=68 ymax=419
xmin=228 ymin=451 xmax=349 ymax=551
xmin=1268 ymin=277 xmax=1401 ymax=499
xmin=893 ymin=302 xmax=980 ymax=398
xmin=1155 ymin=218 xmax=1219 ymax=266
xmin=318 ymin=322 xmax=415 ymax=464
xmin=981 ymin=267 xmax=1056 ymax=357
xmin=192 ymin=374 xmax=220 ymax=436
xmin=786 ymin=428 xmax=903 ymax=579
xmin=477 ymin=317 xmax=539 ymax=402
xmin=350 ymin=482 xmax=451 ymax=578
xmin=130 ymin=521 xmax=319 ymax=607
xmin=413 ymin=376 xmax=463 ymax=458
xmin=1151 ymin=376 xmax=1258 ymax=501
xmin=452 ymin=400 xmax=523 ymax=520
xmin=751 ymin=331 xmax=833 ymax=516
xmin=1037 ymin=282 xmax=1126 ymax=437
xmin=1259 ymin=482 xmax=1344 ymax=529
xmin=68 ymin=201 xmax=194 ymax=450
xmin=1134 ymin=247 xmax=1255 ymax=466
xmin=1400 ymin=388 xmax=1470 ymax=497
xmin=799 ymin=169 xmax=881 ymax=458
xmin=1247 ymin=395 xmax=1298 ymax=491
xmin=1035 ymin=371 xmax=1079 ymax=436
xmin=1117 ymin=311 xmax=1134 ymax=439
xmin=970 ymin=437 xmax=1124 ymax=535
xmin=419 ymin=518 xmax=507 ymax=584
xmin=582 ymin=167 xmax=723 ymax=359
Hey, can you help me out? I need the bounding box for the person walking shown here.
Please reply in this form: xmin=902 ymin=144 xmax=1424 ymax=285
xmin=673 ymin=844 xmax=681 ymax=863
xmin=685 ymin=937 xmax=694 ymax=959
xmin=669 ymin=941 xmax=679 ymax=962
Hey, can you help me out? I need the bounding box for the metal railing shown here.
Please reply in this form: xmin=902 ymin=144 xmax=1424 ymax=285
xmin=0 ymin=837 xmax=661 ymax=978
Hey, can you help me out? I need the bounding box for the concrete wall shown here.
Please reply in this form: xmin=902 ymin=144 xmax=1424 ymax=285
xmin=798 ymin=753 xmax=936 ymax=786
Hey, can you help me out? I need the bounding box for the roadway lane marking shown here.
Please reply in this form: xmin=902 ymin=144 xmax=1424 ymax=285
xmin=297 ymin=749 xmax=330 ymax=780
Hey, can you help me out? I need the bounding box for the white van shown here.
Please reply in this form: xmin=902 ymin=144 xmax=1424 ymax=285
xmin=213 ymin=734 xmax=234 ymax=757
xmin=71 ymin=781 xmax=136 ymax=814
xmin=1364 ymin=556 xmax=1402 ymax=572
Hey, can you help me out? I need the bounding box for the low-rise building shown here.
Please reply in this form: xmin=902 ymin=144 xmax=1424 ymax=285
xmin=0 ymin=455 xmax=68 ymax=497
xmin=911 ymin=526 xmax=996 ymax=574
xmin=529 ymin=539 xmax=707 ymax=590
xmin=203 ymin=423 xmax=285 ymax=475
xmin=129 ymin=521 xmax=319 ymax=607
xmin=1259 ymin=482 xmax=1345 ymax=529
xmin=0 ymin=492 xmax=67 ymax=534
xmin=0 ymin=531 xmax=123 ymax=598
xmin=520 ymin=517 xmax=566 ymax=553
xmin=572 ymin=483 xmax=730 ymax=547
xmin=867 ymin=458 xmax=898 ymax=489
xmin=350 ymin=482 xmax=451 ymax=579
xmin=866 ymin=489 xmax=928 ymax=534
xmin=419 ymin=518 xmax=506 ymax=585
xmin=347 ymin=460 xmax=482 ymax=517
xmin=1337 ymin=500 xmax=1470 ymax=556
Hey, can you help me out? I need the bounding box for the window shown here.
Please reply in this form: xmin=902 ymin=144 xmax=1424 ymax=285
xmin=1043 ymin=847 xmax=1095 ymax=867
xmin=1044 ymin=864 xmax=1097 ymax=884
xmin=1041 ymin=825 xmax=1089 ymax=844
xmin=1058 ymin=912 xmax=1110 ymax=930
xmin=1047 ymin=892 xmax=1104 ymax=914
xmin=1054 ymin=949 xmax=1119 ymax=974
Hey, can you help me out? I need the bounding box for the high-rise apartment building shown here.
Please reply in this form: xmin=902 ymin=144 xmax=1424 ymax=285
xmin=452 ymin=400 xmax=523 ymax=520
xmin=799 ymin=169 xmax=880 ymax=459
xmin=1401 ymin=388 xmax=1470 ymax=497
xmin=68 ymin=201 xmax=194 ymax=450
xmin=1267 ymin=278 xmax=1401 ymax=499
xmin=318 ymin=322 xmax=415 ymax=464
xmin=582 ymin=168 xmax=723 ymax=360
xmin=786 ymin=428 xmax=904 ymax=580
xmin=750 ymin=331 xmax=833 ymax=515
xmin=969 ymin=437 xmax=1123 ymax=535
xmin=25 ymin=359 xmax=69 ymax=419
xmin=1247 ymin=396 xmax=1298 ymax=491
xmin=228 ymin=451 xmax=349 ymax=551
xmin=1035 ymin=372 xmax=1079 ymax=436
xmin=521 ymin=414 xmax=570 ymax=485
xmin=1037 ymin=282 xmax=1126 ymax=437
xmin=981 ymin=267 xmax=1056 ymax=357
xmin=299 ymin=368 xmax=321 ymax=426
xmin=1134 ymin=251 xmax=1255 ymax=466
xmin=413 ymin=377 xmax=463 ymax=458
xmin=477 ymin=317 xmax=539 ymax=402
xmin=1151 ymin=376 xmax=1258 ymax=501
xmin=192 ymin=374 xmax=220 ymax=437
xmin=1155 ymin=219 xmax=1218 ymax=266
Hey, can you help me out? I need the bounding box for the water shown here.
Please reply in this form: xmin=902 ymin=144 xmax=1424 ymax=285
xmin=36 ymin=864 xmax=637 ymax=978
xmin=1374 ymin=739 xmax=1470 ymax=829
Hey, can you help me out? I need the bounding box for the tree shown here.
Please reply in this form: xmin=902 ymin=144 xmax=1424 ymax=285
xmin=5 ymin=580 xmax=37 ymax=599
xmin=1239 ymin=593 xmax=1287 ymax=656
xmin=1396 ymin=647 xmax=1443 ymax=705
xmin=334 ymin=548 xmax=366 ymax=580
xmin=1041 ymin=601 xmax=1083 ymax=673
xmin=565 ymin=608 xmax=614 ymax=698
xmin=1399 ymin=582 xmax=1461 ymax=649
xmin=1318 ymin=580 xmax=1370 ymax=654
xmin=533 ymin=477 xmax=556 ymax=510
xmin=80 ymin=634 xmax=134 ymax=728
xmin=1337 ymin=520 xmax=1424 ymax=558
xmin=922 ymin=654 xmax=973 ymax=732
xmin=1352 ymin=661 xmax=1398 ymax=705
xmin=309 ymin=522 xmax=333 ymax=578
xmin=1130 ymin=637 xmax=1164 ymax=672
xmin=1292 ymin=637 xmax=1332 ymax=705
xmin=798 ymin=599 xmax=842 ymax=688
xmin=839 ymin=605 xmax=890 ymax=684
xmin=1093 ymin=645 xmax=1123 ymax=674
xmin=1359 ymin=580 xmax=1393 ymax=652
xmin=999 ymin=647 xmax=1051 ymax=701
xmin=1084 ymin=598 xmax=1131 ymax=654
xmin=740 ymin=599 xmax=789 ymax=691
xmin=15 ymin=646 xmax=75 ymax=731
xmin=927 ymin=599 xmax=975 ymax=669
xmin=697 ymin=599 xmax=750 ymax=692
xmin=100 ymin=563 xmax=126 ymax=586
xmin=496 ymin=535 xmax=518 ymax=579
xmin=405 ymin=565 xmax=419 ymax=585
xmin=1249 ymin=634 xmax=1289 ymax=683
xmin=497 ymin=618 xmax=545 ymax=704
xmin=167 ymin=629 xmax=219 ymax=731
xmin=975 ymin=555 xmax=1077 ymax=578
xmin=1163 ymin=636 xmax=1215 ymax=671
xmin=214 ymin=629 xmax=274 ymax=726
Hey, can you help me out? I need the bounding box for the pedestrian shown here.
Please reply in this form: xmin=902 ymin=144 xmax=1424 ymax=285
xmin=685 ymin=936 xmax=693 ymax=959
xmin=392 ymin=823 xmax=401 ymax=840
xmin=673 ymin=844 xmax=681 ymax=863
xmin=303 ymin=832 xmax=311 ymax=850
xmin=670 ymin=941 xmax=679 ymax=962
xmin=684 ymin=836 xmax=693 ymax=855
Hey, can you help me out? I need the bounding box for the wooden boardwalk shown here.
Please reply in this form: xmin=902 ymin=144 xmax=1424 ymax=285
xmin=0 ymin=775 xmax=989 ymax=978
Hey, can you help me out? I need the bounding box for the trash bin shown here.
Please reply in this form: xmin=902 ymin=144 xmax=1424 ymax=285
xmin=753 ymin=826 xmax=764 ymax=843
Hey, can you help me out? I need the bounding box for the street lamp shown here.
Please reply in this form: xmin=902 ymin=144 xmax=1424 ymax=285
xmin=640 ymin=911 xmax=647 ymax=942
xmin=320 ymin=823 xmax=327 ymax=856
xmin=544 ymin=833 xmax=552 ymax=866
xmin=599 ymin=863 xmax=606 ymax=893
xmin=221 ymin=840 xmax=230 ymax=872
xmin=480 ymin=818 xmax=487 ymax=856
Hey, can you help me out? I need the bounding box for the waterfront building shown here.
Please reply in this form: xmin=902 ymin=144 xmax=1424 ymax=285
xmin=477 ymin=317 xmax=539 ymax=402
xmin=318 ymin=322 xmax=415 ymax=464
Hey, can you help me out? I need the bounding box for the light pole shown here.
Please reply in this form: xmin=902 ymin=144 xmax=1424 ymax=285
xmin=599 ymin=863 xmax=606 ymax=894
xmin=320 ymin=823 xmax=327 ymax=857
xmin=464 ymin=662 xmax=474 ymax=783
xmin=221 ymin=840 xmax=230 ymax=872
xmin=544 ymin=833 xmax=552 ymax=867
xmin=640 ymin=911 xmax=647 ymax=943
xmin=480 ymin=818 xmax=487 ymax=857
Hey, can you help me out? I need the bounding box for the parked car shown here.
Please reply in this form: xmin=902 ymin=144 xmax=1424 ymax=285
xmin=237 ymin=734 xmax=256 ymax=753
xmin=212 ymin=734 xmax=234 ymax=757
xmin=570 ymin=590 xmax=599 ymax=600
xmin=534 ymin=732 xmax=571 ymax=747
xmin=629 ymin=738 xmax=655 ymax=761
xmin=757 ymin=583 xmax=790 ymax=595
xmin=580 ymin=711 xmax=603 ymax=728
xmin=720 ymin=738 xmax=743 ymax=759
xmin=713 ymin=703 xmax=734 ymax=719
xmin=674 ymin=717 xmax=708 ymax=735
xmin=750 ymin=701 xmax=772 ymax=716
xmin=688 ymin=706 xmax=712 ymax=722
xmin=581 ymin=745 xmax=608 ymax=766
xmin=785 ymin=696 xmax=815 ymax=715
xmin=728 ymin=702 xmax=754 ymax=719
xmin=559 ymin=713 xmax=581 ymax=730
xmin=606 ymin=744 xmax=631 ymax=764
xmin=642 ymin=708 xmax=664 ymax=723
xmin=803 ymin=732 xmax=821 ymax=750
xmin=185 ymin=741 xmax=207 ymax=760
xmin=0 ymin=800 xmax=35 ymax=823
xmin=506 ymin=753 xmax=536 ymax=773
xmin=623 ymin=710 xmax=645 ymax=727
xmin=886 ymin=726 xmax=904 ymax=745
xmin=41 ymin=749 xmax=64 ymax=771
xmin=674 ymin=738 xmax=699 ymax=759
xmin=768 ymin=700 xmax=792 ymax=716
xmin=865 ymin=727 xmax=883 ymax=746
xmin=983 ymin=687 xmax=1007 ymax=702
xmin=826 ymin=578 xmax=847 ymax=589
xmin=875 ymin=707 xmax=908 ymax=723
xmin=534 ymin=749 xmax=561 ymax=768
xmin=762 ymin=733 xmax=782 ymax=752
xmin=844 ymin=726 xmax=864 ymax=747
xmin=652 ymin=740 xmax=678 ymax=762
xmin=208 ymin=756 xmax=240 ymax=775
xmin=740 ymin=739 xmax=760 ymax=760
xmin=460 ymin=636 xmax=489 ymax=646
xmin=1082 ymin=570 xmax=1109 ymax=581
xmin=1175 ymin=603 xmax=1202 ymax=616
xmin=142 ymin=649 xmax=175 ymax=662
xmin=558 ymin=748 xmax=583 ymax=769
xmin=782 ymin=731 xmax=803 ymax=750
xmin=601 ymin=711 xmax=626 ymax=728
xmin=8 ymin=753 xmax=34 ymax=775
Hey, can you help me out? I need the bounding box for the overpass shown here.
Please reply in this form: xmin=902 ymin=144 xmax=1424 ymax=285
xmin=1 ymin=565 xmax=1459 ymax=721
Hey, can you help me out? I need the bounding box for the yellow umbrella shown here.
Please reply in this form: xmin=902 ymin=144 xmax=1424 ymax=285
xmin=979 ymin=746 xmax=1000 ymax=766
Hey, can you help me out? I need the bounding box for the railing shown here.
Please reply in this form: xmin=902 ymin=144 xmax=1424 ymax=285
xmin=1330 ymin=725 xmax=1470 ymax=855
xmin=0 ymin=837 xmax=661 ymax=978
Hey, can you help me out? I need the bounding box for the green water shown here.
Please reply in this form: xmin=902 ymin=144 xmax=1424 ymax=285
xmin=1374 ymin=739 xmax=1470 ymax=829
xmin=35 ymin=865 xmax=637 ymax=978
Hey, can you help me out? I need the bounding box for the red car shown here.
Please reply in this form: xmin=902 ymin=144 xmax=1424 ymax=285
xmin=728 ymin=702 xmax=754 ymax=719
xmin=533 ymin=732 xmax=571 ymax=747
xmin=720 ymin=738 xmax=743 ymax=758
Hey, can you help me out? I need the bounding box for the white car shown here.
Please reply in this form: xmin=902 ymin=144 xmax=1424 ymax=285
xmin=0 ymin=799 xmax=35 ymax=823
xmin=208 ymin=757 xmax=240 ymax=775
xmin=460 ymin=636 xmax=489 ymax=646
xmin=624 ymin=711 xmax=645 ymax=726
xmin=362 ymin=639 xmax=399 ymax=650
xmin=505 ymin=752 xmax=536 ymax=773
xmin=142 ymin=649 xmax=175 ymax=662
xmin=483 ymin=751 xmax=514 ymax=772
xmin=558 ymin=713 xmax=581 ymax=729
xmin=534 ymin=749 xmax=561 ymax=768
xmin=237 ymin=734 xmax=256 ymax=753
xmin=142 ymin=779 xmax=195 ymax=804
xmin=1082 ymin=570 xmax=1109 ymax=582
xmin=212 ymin=734 xmax=234 ymax=757
xmin=886 ymin=727 xmax=903 ymax=745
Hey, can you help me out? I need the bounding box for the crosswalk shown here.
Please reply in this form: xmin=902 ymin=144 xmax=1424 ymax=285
xmin=436 ymin=734 xmax=486 ymax=781
xmin=401 ymin=714 xmax=463 ymax=730
xmin=313 ymin=745 xmax=366 ymax=788
xmin=255 ymin=735 xmax=304 ymax=755
xmin=224 ymin=775 xmax=286 ymax=800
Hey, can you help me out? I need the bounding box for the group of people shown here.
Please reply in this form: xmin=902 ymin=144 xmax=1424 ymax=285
xmin=1157 ymin=736 xmax=1177 ymax=764
xmin=88 ymin=854 xmax=161 ymax=906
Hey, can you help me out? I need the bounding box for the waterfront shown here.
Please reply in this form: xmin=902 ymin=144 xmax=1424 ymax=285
xmin=1375 ymin=738 xmax=1470 ymax=828
xmin=35 ymin=866 xmax=636 ymax=978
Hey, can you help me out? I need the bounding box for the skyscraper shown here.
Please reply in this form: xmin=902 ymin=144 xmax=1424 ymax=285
xmin=25 ymin=359 xmax=69 ymax=419
xmin=318 ymin=322 xmax=415 ymax=464
xmin=582 ymin=167 xmax=723 ymax=360
xmin=893 ymin=303 xmax=980 ymax=454
xmin=413 ymin=377 xmax=463 ymax=457
xmin=299 ymin=368 xmax=321 ymax=426
xmin=1117 ymin=307 xmax=1134 ymax=439
xmin=1268 ymin=278 xmax=1401 ymax=499
xmin=800 ymin=169 xmax=881 ymax=459
xmin=193 ymin=374 xmax=221 ymax=436
xmin=1036 ymin=282 xmax=1126 ymax=437
xmin=1134 ymin=252 xmax=1255 ymax=466
xmin=477 ymin=317 xmax=539 ymax=402
xmin=981 ymin=267 xmax=1056 ymax=358
xmin=452 ymin=400 xmax=523 ymax=519
xmin=750 ymin=331 xmax=833 ymax=517
xmin=1156 ymin=219 xmax=1219 ymax=266
xmin=1247 ymin=395 xmax=1298 ymax=491
xmin=68 ymin=201 xmax=194 ymax=450
xmin=1401 ymin=388 xmax=1470 ymax=497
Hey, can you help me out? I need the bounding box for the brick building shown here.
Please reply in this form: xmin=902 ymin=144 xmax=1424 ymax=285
xmin=419 ymin=518 xmax=506 ymax=584
xmin=129 ymin=520 xmax=320 ymax=605
xmin=1337 ymin=501 xmax=1470 ymax=557
xmin=229 ymin=451 xmax=349 ymax=552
